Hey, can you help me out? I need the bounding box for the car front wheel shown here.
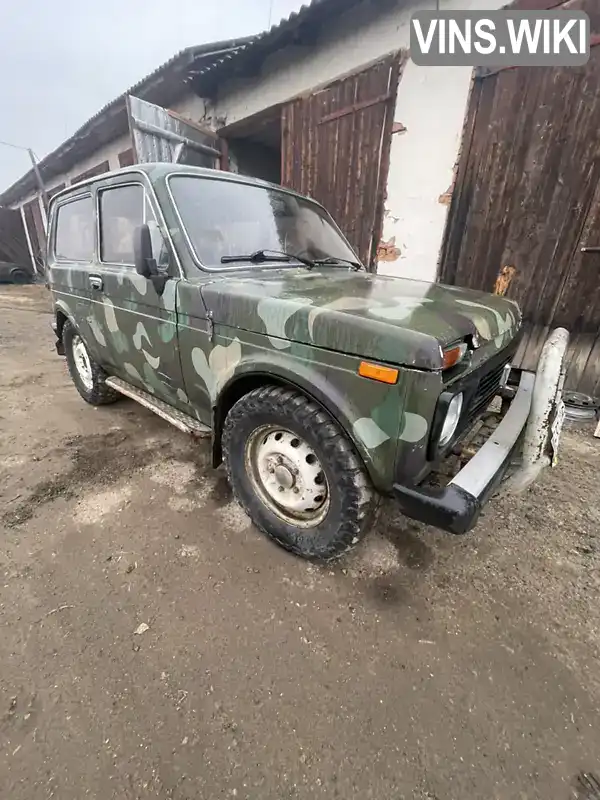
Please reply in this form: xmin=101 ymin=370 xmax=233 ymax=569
xmin=222 ymin=385 xmax=378 ymax=560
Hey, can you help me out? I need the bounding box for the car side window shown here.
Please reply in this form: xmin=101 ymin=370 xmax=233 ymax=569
xmin=55 ymin=196 xmax=94 ymax=262
xmin=99 ymin=184 xmax=169 ymax=269
xmin=99 ymin=185 xmax=144 ymax=265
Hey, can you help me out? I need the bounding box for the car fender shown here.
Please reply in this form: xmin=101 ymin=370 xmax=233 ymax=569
xmin=214 ymin=355 xmax=394 ymax=490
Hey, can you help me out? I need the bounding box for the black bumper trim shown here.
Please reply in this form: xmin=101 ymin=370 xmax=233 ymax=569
xmin=392 ymin=482 xmax=481 ymax=535
xmin=392 ymin=444 xmax=512 ymax=535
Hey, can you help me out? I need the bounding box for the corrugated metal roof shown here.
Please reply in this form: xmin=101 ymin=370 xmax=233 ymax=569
xmin=0 ymin=37 xmax=254 ymax=207
xmin=71 ymin=39 xmax=249 ymax=145
xmin=189 ymin=1 xmax=328 ymax=80
xmin=189 ymin=0 xmax=358 ymax=95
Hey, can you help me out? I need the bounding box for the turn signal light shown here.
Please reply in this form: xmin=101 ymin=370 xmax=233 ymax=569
xmin=442 ymin=343 xmax=468 ymax=370
xmin=358 ymin=361 xmax=399 ymax=384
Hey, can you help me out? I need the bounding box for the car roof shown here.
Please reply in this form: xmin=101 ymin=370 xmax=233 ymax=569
xmin=51 ymin=162 xmax=311 ymax=205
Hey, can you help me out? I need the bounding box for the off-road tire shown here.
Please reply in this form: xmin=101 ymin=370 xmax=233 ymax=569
xmin=222 ymin=385 xmax=379 ymax=561
xmin=63 ymin=320 xmax=119 ymax=406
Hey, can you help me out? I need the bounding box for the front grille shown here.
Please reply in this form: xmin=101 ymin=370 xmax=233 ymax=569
xmin=465 ymin=357 xmax=510 ymax=424
xmin=429 ymin=336 xmax=520 ymax=462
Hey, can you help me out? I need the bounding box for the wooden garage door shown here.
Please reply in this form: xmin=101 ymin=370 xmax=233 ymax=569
xmin=439 ymin=1 xmax=600 ymax=394
xmin=281 ymin=55 xmax=403 ymax=268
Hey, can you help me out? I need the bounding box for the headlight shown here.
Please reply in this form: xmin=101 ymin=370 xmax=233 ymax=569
xmin=439 ymin=392 xmax=463 ymax=447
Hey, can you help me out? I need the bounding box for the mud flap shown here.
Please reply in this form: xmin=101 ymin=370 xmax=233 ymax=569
xmin=51 ymin=321 xmax=65 ymax=356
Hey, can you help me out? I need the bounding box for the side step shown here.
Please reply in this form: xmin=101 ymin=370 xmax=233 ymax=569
xmin=105 ymin=377 xmax=210 ymax=439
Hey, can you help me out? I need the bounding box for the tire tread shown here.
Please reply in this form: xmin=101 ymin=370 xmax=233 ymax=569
xmin=222 ymin=384 xmax=378 ymax=560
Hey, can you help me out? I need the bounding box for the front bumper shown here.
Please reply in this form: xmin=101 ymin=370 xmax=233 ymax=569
xmin=393 ymin=370 xmax=535 ymax=534
xmin=392 ymin=326 xmax=569 ymax=535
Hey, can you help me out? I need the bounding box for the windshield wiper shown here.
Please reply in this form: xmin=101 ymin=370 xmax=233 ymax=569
xmin=311 ymin=256 xmax=363 ymax=271
xmin=220 ymin=250 xmax=364 ymax=271
xmin=220 ymin=249 xmax=316 ymax=268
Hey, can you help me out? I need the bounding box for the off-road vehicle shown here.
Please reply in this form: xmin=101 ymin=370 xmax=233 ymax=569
xmin=47 ymin=164 xmax=568 ymax=559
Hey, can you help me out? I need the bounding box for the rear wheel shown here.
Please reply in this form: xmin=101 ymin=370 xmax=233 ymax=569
xmin=222 ymin=385 xmax=378 ymax=560
xmin=63 ymin=320 xmax=119 ymax=406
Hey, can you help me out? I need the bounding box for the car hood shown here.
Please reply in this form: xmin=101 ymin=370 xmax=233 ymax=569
xmin=200 ymin=269 xmax=521 ymax=370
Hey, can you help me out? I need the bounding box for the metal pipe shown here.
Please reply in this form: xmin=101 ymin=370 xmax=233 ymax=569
xmin=0 ymin=139 xmax=48 ymax=213
xmin=28 ymin=148 xmax=48 ymax=216
xmin=19 ymin=204 xmax=40 ymax=278
xmin=131 ymin=117 xmax=222 ymax=157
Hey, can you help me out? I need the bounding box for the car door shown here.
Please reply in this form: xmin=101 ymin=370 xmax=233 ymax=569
xmin=49 ymin=192 xmax=98 ymax=353
xmin=91 ymin=176 xmax=188 ymax=410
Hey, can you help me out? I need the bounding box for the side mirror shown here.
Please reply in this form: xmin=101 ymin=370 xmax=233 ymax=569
xmin=134 ymin=224 xmax=157 ymax=278
xmin=133 ymin=223 xmax=168 ymax=295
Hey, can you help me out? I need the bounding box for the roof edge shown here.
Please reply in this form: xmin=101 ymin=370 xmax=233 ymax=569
xmin=0 ymin=36 xmax=255 ymax=207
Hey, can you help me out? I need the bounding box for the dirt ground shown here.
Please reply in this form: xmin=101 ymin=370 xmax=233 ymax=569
xmin=1 ymin=284 xmax=599 ymax=800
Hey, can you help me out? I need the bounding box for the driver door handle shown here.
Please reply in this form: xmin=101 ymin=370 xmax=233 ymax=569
xmin=88 ymin=275 xmax=103 ymax=290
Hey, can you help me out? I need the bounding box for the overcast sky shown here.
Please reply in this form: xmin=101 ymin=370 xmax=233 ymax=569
xmin=0 ymin=0 xmax=304 ymax=191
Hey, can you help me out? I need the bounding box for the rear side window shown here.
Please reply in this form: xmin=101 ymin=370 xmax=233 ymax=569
xmin=55 ymin=196 xmax=94 ymax=261
xmin=99 ymin=185 xmax=144 ymax=265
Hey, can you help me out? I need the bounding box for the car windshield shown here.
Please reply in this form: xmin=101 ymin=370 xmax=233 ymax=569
xmin=168 ymin=175 xmax=360 ymax=268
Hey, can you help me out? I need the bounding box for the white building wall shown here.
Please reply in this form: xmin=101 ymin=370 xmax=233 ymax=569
xmin=16 ymin=134 xmax=131 ymax=210
xmin=210 ymin=0 xmax=505 ymax=283
xmin=16 ymin=133 xmax=131 ymax=230
xmin=379 ymin=62 xmax=476 ymax=283
xmin=65 ymin=133 xmax=132 ymax=185
xmin=171 ymin=93 xmax=208 ymax=122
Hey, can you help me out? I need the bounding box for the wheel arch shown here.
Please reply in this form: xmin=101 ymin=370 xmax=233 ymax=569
xmin=53 ymin=301 xmax=77 ymax=356
xmin=55 ymin=308 xmax=70 ymax=340
xmin=212 ymin=361 xmax=383 ymax=489
xmin=54 ymin=299 xmax=76 ymax=339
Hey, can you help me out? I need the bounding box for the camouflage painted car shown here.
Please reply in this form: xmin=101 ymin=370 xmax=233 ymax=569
xmin=46 ymin=164 xmax=567 ymax=560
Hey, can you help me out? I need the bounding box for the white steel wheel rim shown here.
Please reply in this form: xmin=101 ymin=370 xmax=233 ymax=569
xmin=72 ymin=335 xmax=93 ymax=391
xmin=245 ymin=425 xmax=330 ymax=528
